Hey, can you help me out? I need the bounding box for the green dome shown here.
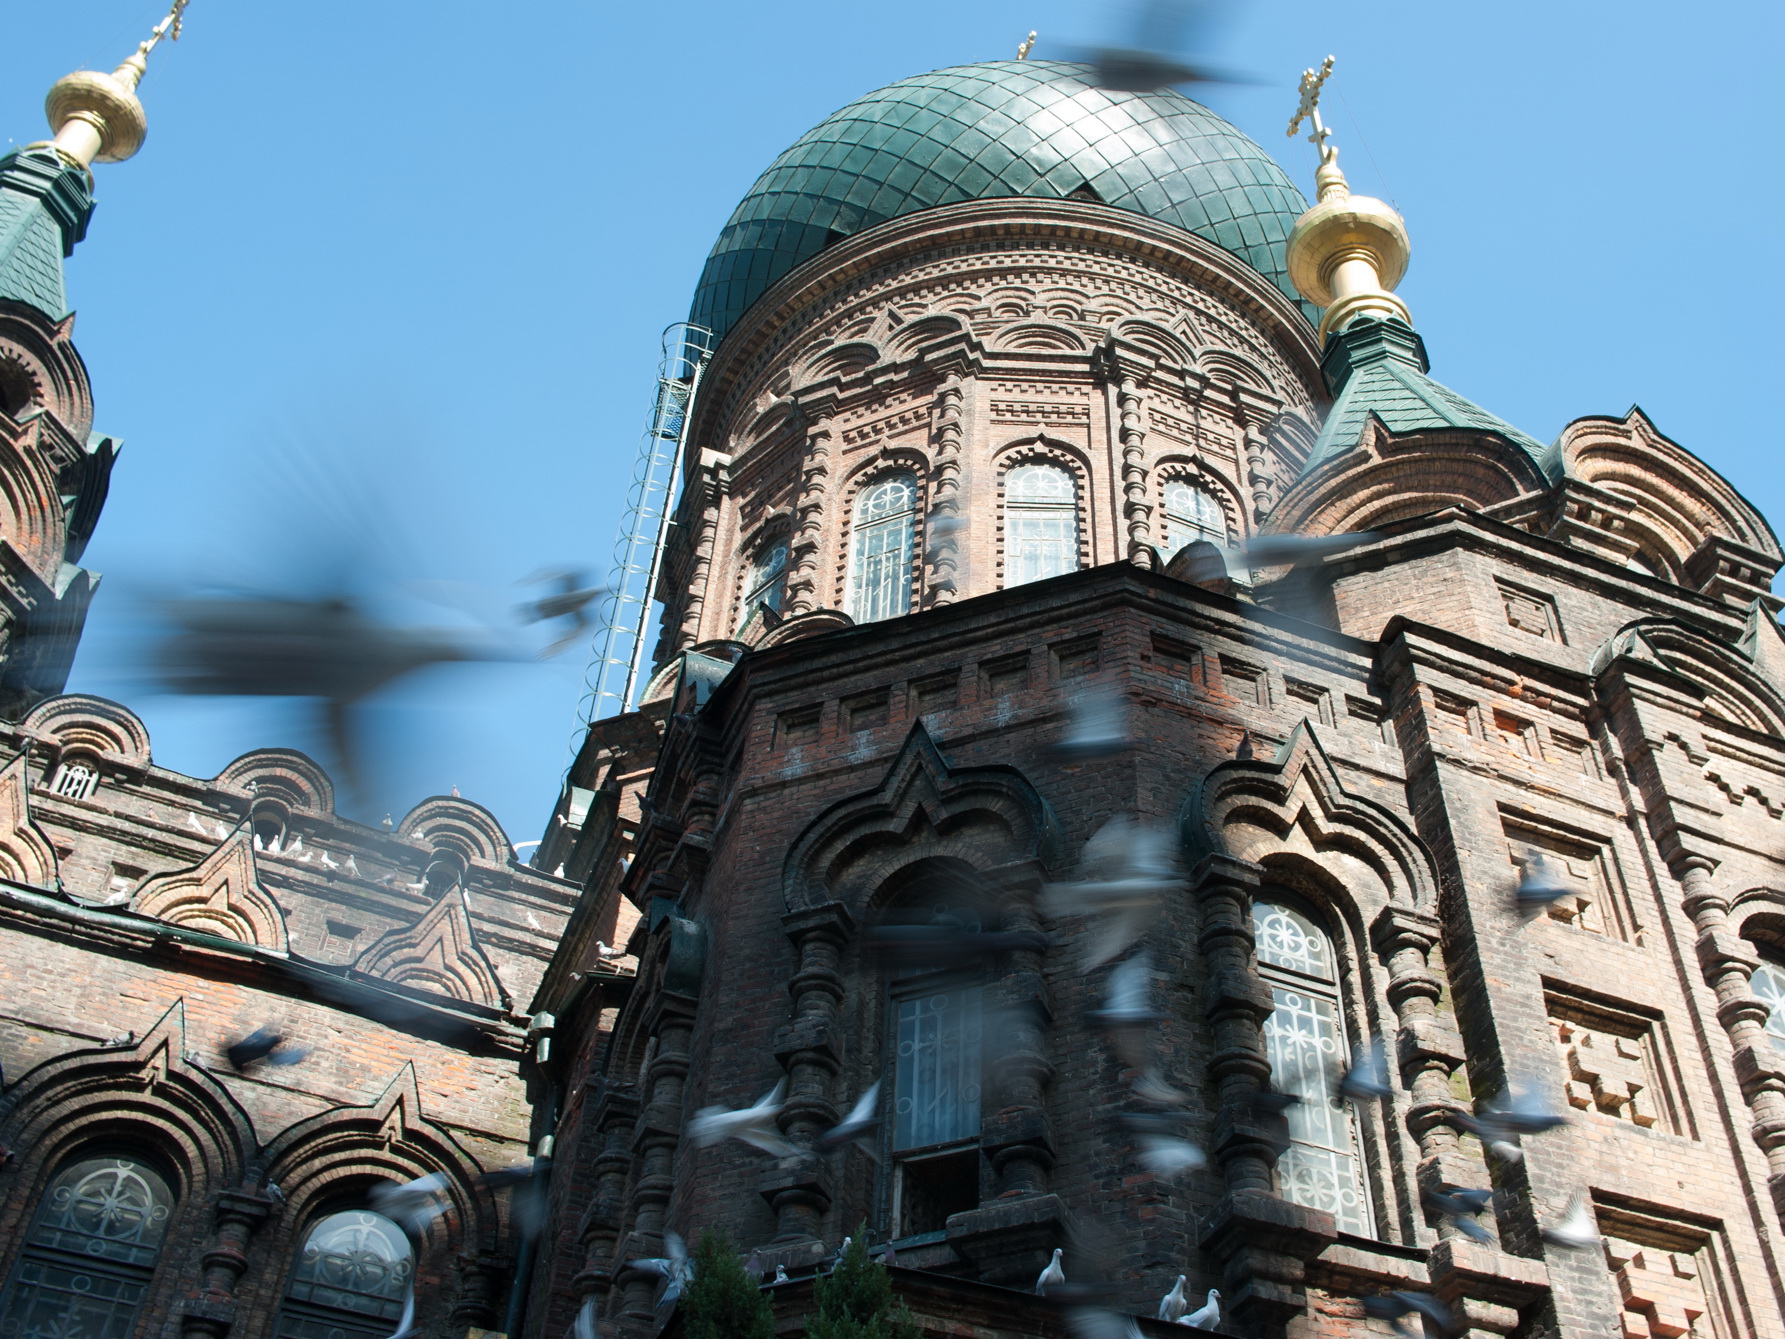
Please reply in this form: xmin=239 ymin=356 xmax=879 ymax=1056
xmin=691 ymin=60 xmax=1309 ymax=340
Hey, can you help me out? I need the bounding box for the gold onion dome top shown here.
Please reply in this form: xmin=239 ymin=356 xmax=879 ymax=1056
xmin=41 ymin=1 xmax=187 ymax=168
xmin=1282 ymin=57 xmax=1412 ymax=341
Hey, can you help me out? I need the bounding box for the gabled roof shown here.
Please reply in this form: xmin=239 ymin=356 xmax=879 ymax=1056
xmin=1306 ymin=318 xmax=1549 ymax=476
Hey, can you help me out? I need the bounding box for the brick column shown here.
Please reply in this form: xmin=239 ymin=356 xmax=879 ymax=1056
xmin=616 ymin=995 xmax=696 ymax=1325
xmin=1674 ymin=854 xmax=1785 ymax=1222
xmin=785 ymin=407 xmax=836 ymax=616
xmin=451 ymin=1249 xmax=511 ymax=1328
xmin=179 ymin=1189 xmax=272 ymax=1339
xmin=924 ymin=374 xmax=965 ymax=606
xmin=982 ymin=864 xmax=1055 ymax=1197
xmin=1116 ymin=378 xmax=1154 ymax=565
xmin=571 ymin=1087 xmax=639 ymax=1326
xmin=762 ymin=903 xmax=853 ymax=1243
xmin=1242 ymin=423 xmax=1275 ymax=523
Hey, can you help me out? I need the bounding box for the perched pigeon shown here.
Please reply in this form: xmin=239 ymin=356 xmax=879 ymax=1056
xmin=815 ymin=1081 xmax=882 ymax=1156
xmin=1340 ymin=1037 xmax=1394 ymax=1103
xmin=878 ymin=1243 xmax=899 ymax=1268
xmin=741 ymin=1249 xmax=764 ymax=1283
xmin=370 ymin=1173 xmax=451 ymax=1234
xmin=1035 ymin=1247 xmax=1066 ymax=1295
xmin=687 ymin=1080 xmax=799 ymax=1158
xmin=1180 ymin=1288 xmax=1220 ymax=1328
xmin=772 ymin=1264 xmax=790 ymax=1285
xmin=1541 ymin=1192 xmax=1600 ymax=1250
xmin=1156 ymin=1275 xmax=1189 ymax=1322
xmin=821 ymin=1236 xmax=853 ymax=1273
xmin=1363 ymin=1290 xmax=1455 ymax=1335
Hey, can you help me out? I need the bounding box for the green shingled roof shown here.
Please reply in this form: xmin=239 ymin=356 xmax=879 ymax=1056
xmin=1306 ymin=319 xmax=1550 ymax=475
xmin=691 ymin=61 xmax=1310 ymax=340
xmin=0 ymin=148 xmax=93 ymax=320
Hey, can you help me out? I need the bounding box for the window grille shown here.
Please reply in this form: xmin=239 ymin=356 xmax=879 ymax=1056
xmin=1252 ymin=898 xmax=1373 ymax=1235
xmin=1005 ymin=463 xmax=1078 ymax=586
xmin=741 ymin=536 xmax=790 ymax=626
xmin=0 ymin=1155 xmax=175 ymax=1336
xmin=49 ymin=759 xmax=100 ymax=800
xmin=274 ymin=1209 xmax=414 ymax=1339
xmin=1754 ymin=959 xmax=1785 ymax=1052
xmin=1161 ymin=478 xmax=1227 ymax=559
xmin=847 ymin=473 xmax=918 ymax=623
xmin=893 ymin=983 xmax=983 ymax=1151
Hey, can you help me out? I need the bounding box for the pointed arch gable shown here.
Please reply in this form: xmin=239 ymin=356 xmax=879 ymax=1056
xmin=1593 ymin=618 xmax=1785 ymax=737
xmin=0 ymin=752 xmax=57 ymax=886
xmin=1185 ymin=723 xmax=1438 ymax=913
xmin=783 ymin=721 xmax=1060 ymax=913
xmin=353 ymin=890 xmax=508 ymax=1009
xmin=260 ymin=1062 xmax=493 ymax=1249
xmin=0 ymin=999 xmax=256 ymax=1190
xmin=131 ymin=827 xmax=289 ymax=952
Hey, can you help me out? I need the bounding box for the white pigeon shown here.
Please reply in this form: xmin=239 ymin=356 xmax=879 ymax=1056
xmin=687 ymin=1079 xmax=799 ymax=1157
xmin=345 ymin=855 xmax=361 ymax=877
xmin=571 ymin=1294 xmax=599 ymax=1339
xmin=527 ymin=910 xmax=543 ymax=931
xmin=1040 ymin=816 xmax=1183 ymax=967
xmin=385 ymin=1289 xmax=417 ymax=1339
xmin=1090 ymin=953 xmax=1162 ymax=1071
xmin=1035 ymin=1247 xmax=1066 ymax=1295
xmin=320 ymin=851 xmax=339 ymax=870
xmin=1055 ymin=683 xmax=1132 ymax=759
xmin=369 ymin=1173 xmax=451 ymax=1233
xmin=1136 ymin=1134 xmax=1206 ymax=1176
xmin=1541 ymin=1192 xmax=1599 ymax=1250
xmin=214 ymin=820 xmax=230 ymax=839
xmin=187 ymin=813 xmax=209 ymax=835
xmin=595 ymin=941 xmax=627 ymax=959
xmin=773 ymin=1265 xmax=790 ymax=1284
xmin=816 ymin=1081 xmax=881 ymax=1156
xmin=1180 ymin=1289 xmax=1219 ymax=1328
xmin=287 ymin=833 xmax=304 ymax=854
xmin=1066 ymin=1310 xmax=1144 ymax=1339
xmin=1157 ymin=1275 xmax=1189 ymax=1322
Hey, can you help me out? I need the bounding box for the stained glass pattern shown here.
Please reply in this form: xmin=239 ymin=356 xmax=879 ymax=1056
xmin=1754 ymin=961 xmax=1785 ymax=1052
xmin=1252 ymin=899 xmax=1373 ymax=1236
xmin=848 ymin=474 xmax=917 ymax=623
xmin=1161 ymin=479 xmax=1227 ymax=558
xmin=1005 ymin=463 xmax=1078 ymax=586
xmin=275 ymin=1210 xmax=414 ymax=1339
xmin=893 ymin=985 xmax=983 ymax=1150
xmin=0 ymin=1156 xmax=174 ymax=1338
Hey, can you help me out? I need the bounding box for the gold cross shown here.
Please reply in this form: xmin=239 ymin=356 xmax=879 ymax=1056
xmin=145 ymin=0 xmax=190 ymax=54
xmin=1017 ymin=30 xmax=1037 ymax=60
xmin=1286 ymin=55 xmax=1335 ymax=162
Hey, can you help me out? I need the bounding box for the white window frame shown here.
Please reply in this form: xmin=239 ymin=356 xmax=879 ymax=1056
xmin=1004 ymin=461 xmax=1078 ymax=586
xmin=847 ymin=473 xmax=918 ymax=623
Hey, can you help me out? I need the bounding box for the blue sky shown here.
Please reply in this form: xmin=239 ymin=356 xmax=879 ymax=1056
xmin=6 ymin=1 xmax=1779 ymax=846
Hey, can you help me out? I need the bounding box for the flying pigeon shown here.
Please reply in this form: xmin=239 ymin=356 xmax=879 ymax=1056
xmin=370 ymin=1172 xmax=452 ymax=1233
xmin=1054 ymin=684 xmax=1132 ymax=760
xmin=816 ymin=1082 xmax=882 ymax=1156
xmin=1363 ymin=1290 xmax=1456 ymax=1335
xmin=629 ymin=1231 xmax=692 ymax=1312
xmin=687 ymin=1079 xmax=799 ymax=1158
xmin=1424 ymin=1186 xmax=1495 ymax=1244
xmin=1040 ymin=816 xmax=1183 ymax=967
xmin=1340 ymin=1037 xmax=1394 ymax=1103
xmin=1090 ymin=953 xmax=1163 ymax=1071
xmin=571 ymin=1294 xmax=599 ymax=1339
xmin=225 ymin=1026 xmax=310 ymax=1071
xmin=1542 ymin=1192 xmax=1600 ymax=1250
xmin=1514 ymin=850 xmax=1575 ymax=914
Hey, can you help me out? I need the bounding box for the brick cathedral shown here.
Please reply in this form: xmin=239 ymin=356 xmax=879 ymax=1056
xmin=1 ymin=22 xmax=1782 ymax=1339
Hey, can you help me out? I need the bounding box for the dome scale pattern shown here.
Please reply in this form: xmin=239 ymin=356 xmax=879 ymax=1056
xmin=691 ymin=60 xmax=1311 ymax=340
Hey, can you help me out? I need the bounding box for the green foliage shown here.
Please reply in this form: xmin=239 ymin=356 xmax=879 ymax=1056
xmin=682 ymin=1228 xmax=775 ymax=1339
xmin=805 ymin=1227 xmax=921 ymax=1339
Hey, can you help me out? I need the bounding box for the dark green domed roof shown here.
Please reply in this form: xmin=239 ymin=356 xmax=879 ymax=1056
xmin=691 ymin=60 xmax=1308 ymax=340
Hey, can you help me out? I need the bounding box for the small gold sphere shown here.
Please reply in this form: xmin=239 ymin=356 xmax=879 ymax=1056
xmin=1286 ymin=192 xmax=1410 ymax=309
xmin=44 ymin=70 xmax=148 ymax=164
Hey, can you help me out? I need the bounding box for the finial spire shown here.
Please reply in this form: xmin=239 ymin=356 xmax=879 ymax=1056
xmin=43 ymin=0 xmax=190 ymax=168
xmin=1282 ymin=55 xmax=1413 ymax=341
xmin=1017 ymin=31 xmax=1038 ymax=60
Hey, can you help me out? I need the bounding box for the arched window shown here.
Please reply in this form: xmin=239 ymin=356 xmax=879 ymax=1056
xmin=274 ymin=1208 xmax=415 ymax=1339
xmin=883 ymin=874 xmax=984 ymax=1239
xmin=1753 ymin=957 xmax=1785 ymax=1052
xmin=1161 ymin=477 xmax=1228 ymax=559
xmin=1005 ymin=462 xmax=1078 ymax=586
xmin=49 ymin=755 xmax=100 ymax=800
xmin=0 ymin=1154 xmax=176 ymax=1335
xmin=847 ymin=473 xmax=918 ymax=624
xmin=740 ymin=534 xmax=789 ymax=628
xmin=1252 ymin=897 xmax=1372 ymax=1235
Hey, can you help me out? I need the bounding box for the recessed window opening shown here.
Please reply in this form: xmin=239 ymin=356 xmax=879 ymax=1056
xmin=0 ymin=1153 xmax=176 ymax=1334
xmin=740 ymin=535 xmax=790 ymax=628
xmin=1005 ymin=462 xmax=1078 ymax=586
xmin=847 ymin=472 xmax=918 ymax=624
xmin=1252 ymin=894 xmax=1373 ymax=1236
xmin=274 ymin=1206 xmax=415 ymax=1339
xmin=1162 ymin=478 xmax=1228 ymax=560
xmin=49 ymin=755 xmax=100 ymax=800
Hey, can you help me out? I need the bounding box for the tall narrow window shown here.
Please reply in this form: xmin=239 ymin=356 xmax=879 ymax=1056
xmin=1162 ymin=478 xmax=1227 ymax=559
xmin=889 ymin=970 xmax=982 ymax=1237
xmin=847 ymin=473 xmax=917 ymax=623
xmin=1005 ymin=462 xmax=1078 ymax=586
xmin=1252 ymin=897 xmax=1372 ymax=1235
xmin=1753 ymin=957 xmax=1785 ymax=1052
xmin=0 ymin=1154 xmax=176 ymax=1336
xmin=274 ymin=1208 xmax=415 ymax=1339
xmin=740 ymin=535 xmax=789 ymax=628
